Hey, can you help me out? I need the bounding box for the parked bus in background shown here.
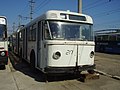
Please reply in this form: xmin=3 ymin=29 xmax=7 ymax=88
xmin=8 ymin=32 xmax=17 ymax=53
xmin=0 ymin=16 xmax=8 ymax=66
xmin=95 ymin=29 xmax=120 ymax=54
xmin=14 ymin=10 xmax=95 ymax=75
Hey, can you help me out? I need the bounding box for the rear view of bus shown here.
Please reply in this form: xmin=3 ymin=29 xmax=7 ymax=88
xmin=43 ymin=10 xmax=95 ymax=74
xmin=0 ymin=16 xmax=8 ymax=66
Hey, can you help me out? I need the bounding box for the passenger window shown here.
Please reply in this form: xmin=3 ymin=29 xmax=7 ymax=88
xmin=44 ymin=22 xmax=51 ymax=39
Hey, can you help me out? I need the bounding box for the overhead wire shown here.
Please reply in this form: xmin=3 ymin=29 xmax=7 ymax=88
xmin=83 ymin=0 xmax=101 ymax=10
xmin=94 ymin=19 xmax=120 ymax=29
xmin=34 ymin=0 xmax=48 ymax=11
xmin=93 ymin=8 xmax=120 ymax=18
xmin=34 ymin=0 xmax=52 ymax=14
xmin=12 ymin=0 xmax=52 ymax=29
xmin=88 ymin=0 xmax=120 ymax=29
xmin=12 ymin=1 xmax=30 ymax=31
xmin=83 ymin=0 xmax=111 ymax=11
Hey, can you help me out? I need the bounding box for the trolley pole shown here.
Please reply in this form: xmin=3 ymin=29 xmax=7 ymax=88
xmin=78 ymin=0 xmax=82 ymax=13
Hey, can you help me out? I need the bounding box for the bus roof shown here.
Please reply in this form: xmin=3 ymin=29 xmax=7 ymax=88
xmin=24 ymin=10 xmax=93 ymax=28
xmin=0 ymin=16 xmax=6 ymax=18
xmin=95 ymin=29 xmax=120 ymax=36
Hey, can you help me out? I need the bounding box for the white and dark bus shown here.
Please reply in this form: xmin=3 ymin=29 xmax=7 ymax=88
xmin=95 ymin=29 xmax=120 ymax=54
xmin=0 ymin=16 xmax=8 ymax=66
xmin=15 ymin=10 xmax=95 ymax=74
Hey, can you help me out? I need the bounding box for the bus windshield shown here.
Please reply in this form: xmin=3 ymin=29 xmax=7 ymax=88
xmin=45 ymin=21 xmax=94 ymax=41
xmin=0 ymin=24 xmax=7 ymax=40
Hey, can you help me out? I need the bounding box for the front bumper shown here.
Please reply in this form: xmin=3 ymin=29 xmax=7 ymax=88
xmin=44 ymin=64 xmax=95 ymax=74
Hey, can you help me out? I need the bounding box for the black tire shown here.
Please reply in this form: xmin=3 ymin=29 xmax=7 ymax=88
xmin=30 ymin=51 xmax=35 ymax=68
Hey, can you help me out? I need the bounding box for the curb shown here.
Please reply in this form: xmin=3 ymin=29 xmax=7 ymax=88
xmin=94 ymin=69 xmax=120 ymax=80
xmin=8 ymin=58 xmax=16 ymax=72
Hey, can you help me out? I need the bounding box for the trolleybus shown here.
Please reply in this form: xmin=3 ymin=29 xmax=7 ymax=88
xmin=95 ymin=29 xmax=120 ymax=54
xmin=15 ymin=10 xmax=95 ymax=74
xmin=0 ymin=16 xmax=8 ymax=66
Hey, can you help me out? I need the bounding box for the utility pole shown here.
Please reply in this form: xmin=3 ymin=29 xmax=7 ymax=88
xmin=78 ymin=0 xmax=82 ymax=13
xmin=29 ymin=0 xmax=35 ymax=21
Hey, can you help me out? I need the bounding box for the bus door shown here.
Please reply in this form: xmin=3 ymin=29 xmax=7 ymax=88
xmin=23 ymin=29 xmax=27 ymax=59
xmin=37 ymin=21 xmax=42 ymax=68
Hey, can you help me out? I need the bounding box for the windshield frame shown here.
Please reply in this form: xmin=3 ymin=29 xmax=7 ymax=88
xmin=44 ymin=20 xmax=94 ymax=41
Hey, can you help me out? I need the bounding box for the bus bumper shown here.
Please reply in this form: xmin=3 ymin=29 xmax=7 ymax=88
xmin=44 ymin=64 xmax=95 ymax=74
xmin=0 ymin=57 xmax=8 ymax=65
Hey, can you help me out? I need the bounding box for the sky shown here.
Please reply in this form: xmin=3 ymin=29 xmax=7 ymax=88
xmin=0 ymin=0 xmax=120 ymax=34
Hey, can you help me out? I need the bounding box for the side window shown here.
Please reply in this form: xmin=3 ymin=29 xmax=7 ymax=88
xmin=109 ymin=35 xmax=117 ymax=41
xmin=27 ymin=27 xmax=30 ymax=41
xmin=32 ymin=24 xmax=36 ymax=41
xmin=28 ymin=23 xmax=36 ymax=41
xmin=19 ymin=30 xmax=23 ymax=41
xmin=96 ymin=36 xmax=102 ymax=41
xmin=117 ymin=35 xmax=120 ymax=41
xmin=30 ymin=26 xmax=32 ymax=40
xmin=44 ymin=21 xmax=51 ymax=39
xmin=102 ymin=35 xmax=108 ymax=41
xmin=38 ymin=21 xmax=42 ymax=40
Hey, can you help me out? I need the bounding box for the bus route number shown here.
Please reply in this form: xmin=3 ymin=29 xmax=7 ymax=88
xmin=66 ymin=50 xmax=73 ymax=55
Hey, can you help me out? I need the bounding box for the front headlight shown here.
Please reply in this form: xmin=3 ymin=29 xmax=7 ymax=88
xmin=1 ymin=52 xmax=5 ymax=56
xmin=90 ymin=51 xmax=94 ymax=58
xmin=52 ymin=51 xmax=61 ymax=60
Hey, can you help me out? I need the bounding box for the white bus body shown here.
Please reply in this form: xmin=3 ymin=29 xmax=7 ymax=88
xmin=17 ymin=10 xmax=95 ymax=74
xmin=0 ymin=16 xmax=8 ymax=65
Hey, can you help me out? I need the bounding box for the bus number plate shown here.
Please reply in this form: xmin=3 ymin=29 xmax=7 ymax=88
xmin=66 ymin=50 xmax=73 ymax=55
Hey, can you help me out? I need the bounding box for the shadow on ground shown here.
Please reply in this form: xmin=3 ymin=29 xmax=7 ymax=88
xmin=9 ymin=52 xmax=82 ymax=82
xmin=0 ymin=65 xmax=6 ymax=70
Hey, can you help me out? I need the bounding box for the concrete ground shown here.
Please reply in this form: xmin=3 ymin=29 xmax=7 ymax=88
xmin=0 ymin=63 xmax=18 ymax=90
xmin=0 ymin=52 xmax=120 ymax=90
xmin=95 ymin=52 xmax=120 ymax=76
